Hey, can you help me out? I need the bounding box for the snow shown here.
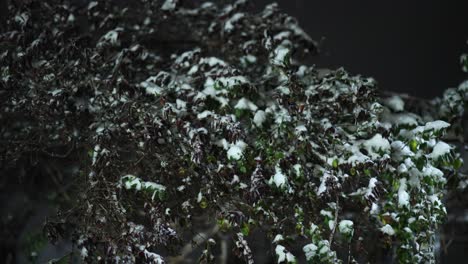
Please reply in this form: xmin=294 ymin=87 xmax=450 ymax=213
xmin=143 ymin=249 xmax=164 ymax=263
xmin=100 ymin=28 xmax=123 ymax=46
xmin=422 ymin=165 xmax=446 ymax=183
xmin=384 ymin=95 xmax=405 ymax=112
xmin=413 ymin=120 xmax=450 ymax=134
xmin=227 ymin=140 xmax=247 ymax=160
xmin=176 ymin=99 xmax=187 ymax=111
xmin=273 ymin=234 xmax=284 ymax=243
xmin=364 ymin=178 xmax=378 ymax=199
xmin=140 ymin=78 xmax=162 ymax=96
xmin=317 ymin=173 xmax=337 ymax=196
xmin=200 ymin=57 xmax=227 ymax=67
xmin=80 ymin=247 xmax=88 ymax=258
xmin=216 ymin=76 xmax=248 ymax=88
xmin=338 ymin=220 xmax=354 ymax=235
xmin=121 ymin=175 xmax=166 ymax=200
xmin=272 ymin=106 xmax=292 ymax=125
xmin=398 ymin=178 xmax=410 ymax=208
xmin=88 ymin=1 xmax=98 ymax=10
xmin=234 ymin=98 xmax=258 ymax=111
xmin=293 ymin=164 xmax=302 ymax=177
xmin=271 ymin=165 xmax=287 ymax=188
xmin=303 ymin=243 xmax=318 ymax=260
xmin=391 ymin=140 xmax=414 ymax=160
xmin=363 ymin=133 xmax=390 ymax=158
xmin=122 ymin=175 xmax=143 ymax=191
xmin=380 ymin=224 xmax=395 ymax=236
xmin=428 ymin=141 xmax=452 ymax=159
xmin=423 ymin=120 xmax=450 ymax=131
xmin=275 ymin=245 xmax=296 ymax=263
xmin=276 ymin=85 xmax=291 ymax=95
xmin=272 ymin=45 xmax=290 ymax=66
xmin=294 ymin=125 xmax=307 ymax=134
xmin=370 ymin=203 xmax=379 ymax=215
xmin=384 ymin=113 xmax=420 ymax=126
xmin=224 ymin=13 xmax=245 ymax=33
xmin=253 ymin=110 xmax=267 ymax=127
xmin=49 ymin=89 xmax=63 ymax=96
xmin=197 ymin=110 xmax=213 ymax=119
xmin=161 ymin=0 xmax=176 ymax=11
xmin=346 ymin=144 xmax=370 ymax=165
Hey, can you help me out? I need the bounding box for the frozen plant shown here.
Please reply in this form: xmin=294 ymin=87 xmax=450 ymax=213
xmin=0 ymin=0 xmax=467 ymax=263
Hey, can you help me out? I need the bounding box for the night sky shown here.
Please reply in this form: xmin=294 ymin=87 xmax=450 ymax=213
xmin=254 ymin=0 xmax=468 ymax=99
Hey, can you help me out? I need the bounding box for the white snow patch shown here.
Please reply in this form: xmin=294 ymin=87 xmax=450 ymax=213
xmin=338 ymin=220 xmax=354 ymax=235
xmin=428 ymin=141 xmax=452 ymax=159
xmin=384 ymin=95 xmax=405 ymax=112
xmin=224 ymin=13 xmax=245 ymax=33
xmin=398 ymin=178 xmax=410 ymax=208
xmin=273 ymin=234 xmax=284 ymax=243
xmin=391 ymin=140 xmax=414 ymax=160
xmin=272 ymin=45 xmax=290 ymax=66
xmin=227 ymin=140 xmax=248 ymax=160
xmin=197 ymin=110 xmax=213 ymax=119
xmin=271 ymin=165 xmax=287 ymax=188
xmin=253 ymin=110 xmax=267 ymax=127
xmin=380 ymin=224 xmax=395 ymax=236
xmin=161 ymin=0 xmax=176 ymax=11
xmin=363 ymin=133 xmax=390 ymax=158
xmin=275 ymin=245 xmax=296 ymax=263
xmin=234 ymin=98 xmax=258 ymax=111
xmin=303 ymin=243 xmax=318 ymax=260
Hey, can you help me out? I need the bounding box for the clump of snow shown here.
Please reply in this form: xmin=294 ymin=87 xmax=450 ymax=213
xmin=412 ymin=120 xmax=450 ymax=134
xmin=391 ymin=140 xmax=414 ymax=160
xmin=272 ymin=45 xmax=290 ymax=66
xmin=273 ymin=234 xmax=284 ymax=243
xmin=270 ymin=165 xmax=287 ymax=188
xmin=363 ymin=133 xmax=390 ymax=158
xmin=294 ymin=124 xmax=307 ymax=134
xmin=140 ymin=77 xmax=162 ymax=96
xmin=303 ymin=240 xmax=334 ymax=261
xmin=384 ymin=95 xmax=405 ymax=112
xmin=253 ymin=110 xmax=267 ymax=127
xmin=303 ymin=243 xmax=318 ymax=260
xmin=422 ymin=165 xmax=446 ymax=183
xmin=216 ymin=76 xmax=248 ymax=88
xmin=200 ymin=57 xmax=227 ymax=67
xmin=225 ymin=13 xmax=245 ymax=33
xmin=317 ymin=172 xmax=337 ymax=196
xmin=338 ymin=220 xmax=354 ymax=236
xmin=293 ymin=164 xmax=302 ymax=177
xmin=364 ymin=178 xmax=378 ymax=199
xmin=161 ymin=0 xmax=176 ymax=11
xmin=380 ymin=224 xmax=395 ymax=236
xmin=143 ymin=249 xmax=165 ymax=263
xmin=276 ymin=85 xmax=291 ymax=95
xmin=121 ymin=175 xmax=166 ymax=200
xmin=428 ymin=141 xmax=452 ymax=159
xmin=99 ymin=27 xmax=123 ymax=46
xmin=197 ymin=110 xmax=213 ymax=119
xmin=423 ymin=120 xmax=450 ymax=132
xmin=235 ymin=98 xmax=258 ymax=111
xmin=275 ymin=245 xmax=296 ymax=263
xmin=398 ymin=178 xmax=410 ymax=208
xmin=227 ymin=140 xmax=248 ymax=160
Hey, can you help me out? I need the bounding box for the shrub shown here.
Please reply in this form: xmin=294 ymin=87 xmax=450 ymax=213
xmin=1 ymin=0 xmax=467 ymax=263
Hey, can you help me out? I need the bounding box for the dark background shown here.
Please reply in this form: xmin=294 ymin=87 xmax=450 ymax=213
xmin=253 ymin=0 xmax=468 ymax=99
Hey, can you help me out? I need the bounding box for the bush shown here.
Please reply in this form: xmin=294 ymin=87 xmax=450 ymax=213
xmin=1 ymin=0 xmax=467 ymax=263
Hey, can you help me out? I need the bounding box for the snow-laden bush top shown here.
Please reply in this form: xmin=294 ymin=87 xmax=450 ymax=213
xmin=1 ymin=0 xmax=467 ymax=263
